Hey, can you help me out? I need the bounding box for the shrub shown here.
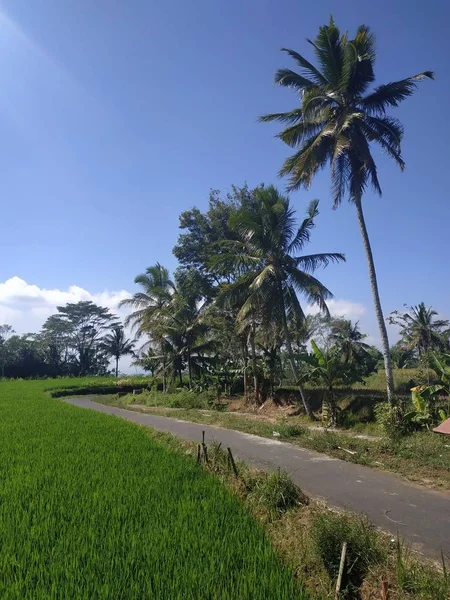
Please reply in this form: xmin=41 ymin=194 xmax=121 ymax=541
xmin=130 ymin=389 xmax=214 ymax=410
xmin=245 ymin=469 xmax=308 ymax=516
xmin=375 ymin=401 xmax=412 ymax=439
xmin=311 ymin=511 xmax=383 ymax=595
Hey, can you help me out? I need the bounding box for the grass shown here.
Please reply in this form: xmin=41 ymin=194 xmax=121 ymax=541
xmin=140 ymin=426 xmax=450 ymax=599
xmin=0 ymin=379 xmax=309 ymax=599
xmin=98 ymin=392 xmax=450 ymax=490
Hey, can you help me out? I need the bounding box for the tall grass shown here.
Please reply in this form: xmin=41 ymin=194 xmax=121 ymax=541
xmin=0 ymin=379 xmax=308 ymax=599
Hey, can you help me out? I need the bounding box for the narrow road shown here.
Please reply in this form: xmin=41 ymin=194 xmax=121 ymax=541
xmin=66 ymin=397 xmax=450 ymax=559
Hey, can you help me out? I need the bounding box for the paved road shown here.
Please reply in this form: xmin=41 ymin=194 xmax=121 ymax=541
xmin=65 ymin=397 xmax=450 ymax=559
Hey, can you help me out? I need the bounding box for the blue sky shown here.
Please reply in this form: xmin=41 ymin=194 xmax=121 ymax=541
xmin=0 ymin=0 xmax=448 ymax=344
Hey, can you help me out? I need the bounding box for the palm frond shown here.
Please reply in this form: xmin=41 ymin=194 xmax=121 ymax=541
xmin=280 ymin=47 xmax=329 ymax=85
xmin=360 ymin=71 xmax=434 ymax=115
xmin=258 ymin=109 xmax=303 ymax=124
xmin=274 ymin=68 xmax=316 ymax=90
xmin=307 ymin=17 xmax=342 ymax=86
xmin=280 ymin=131 xmax=334 ymax=191
xmin=276 ymin=121 xmax=324 ymax=148
xmin=293 ymin=252 xmax=346 ymax=272
xmin=331 ymin=146 xmax=351 ymax=207
xmin=288 ymin=269 xmax=333 ymax=315
xmin=287 ymin=199 xmax=319 ymax=253
xmin=347 ymin=25 xmax=376 ymax=95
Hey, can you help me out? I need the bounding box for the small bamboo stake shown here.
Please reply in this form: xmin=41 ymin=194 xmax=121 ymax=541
xmin=200 ymin=430 xmax=209 ymax=463
xmin=381 ymin=579 xmax=389 ymax=600
xmin=202 ymin=444 xmax=209 ymax=464
xmin=227 ymin=447 xmax=238 ymax=477
xmin=334 ymin=541 xmax=347 ymax=599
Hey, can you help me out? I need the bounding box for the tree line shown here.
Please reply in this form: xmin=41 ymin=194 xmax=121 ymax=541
xmin=0 ymin=302 xmax=135 ymax=378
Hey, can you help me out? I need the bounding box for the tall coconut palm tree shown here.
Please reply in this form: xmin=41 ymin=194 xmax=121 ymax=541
xmin=216 ymin=185 xmax=345 ymax=417
xmin=329 ymin=318 xmax=371 ymax=364
xmin=119 ymin=263 xmax=176 ymax=391
xmin=260 ymin=18 xmax=433 ymax=403
xmin=388 ymin=303 xmax=449 ymax=357
xmin=101 ymin=326 xmax=135 ymax=377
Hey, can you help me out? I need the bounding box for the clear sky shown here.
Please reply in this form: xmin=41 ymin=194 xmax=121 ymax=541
xmin=0 ymin=0 xmax=448 ymax=345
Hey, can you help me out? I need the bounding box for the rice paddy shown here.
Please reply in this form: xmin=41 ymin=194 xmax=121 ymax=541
xmin=0 ymin=379 xmax=308 ymax=599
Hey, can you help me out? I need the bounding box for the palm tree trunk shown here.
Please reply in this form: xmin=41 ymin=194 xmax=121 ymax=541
xmin=115 ymin=356 xmax=119 ymax=378
xmin=283 ymin=321 xmax=314 ymax=418
xmin=250 ymin=318 xmax=259 ymax=404
xmin=187 ymin=349 xmax=192 ymax=389
xmin=242 ymin=340 xmax=249 ymax=400
xmin=355 ymin=197 xmax=395 ymax=404
xmin=277 ymin=281 xmax=314 ymax=418
xmin=161 ymin=342 xmax=166 ymax=393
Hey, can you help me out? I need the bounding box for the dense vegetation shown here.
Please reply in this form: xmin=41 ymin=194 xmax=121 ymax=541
xmin=0 ymin=379 xmax=308 ymax=599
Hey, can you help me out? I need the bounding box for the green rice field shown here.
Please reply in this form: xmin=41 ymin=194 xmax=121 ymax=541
xmin=0 ymin=379 xmax=308 ymax=599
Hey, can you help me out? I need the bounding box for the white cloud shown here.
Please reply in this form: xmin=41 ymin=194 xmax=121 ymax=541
xmin=0 ymin=276 xmax=131 ymax=334
xmin=306 ymin=298 xmax=367 ymax=320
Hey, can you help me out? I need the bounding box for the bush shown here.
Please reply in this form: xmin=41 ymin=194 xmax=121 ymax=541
xmin=50 ymin=383 xmax=149 ymax=398
xmin=245 ymin=469 xmax=308 ymax=516
xmin=311 ymin=512 xmax=383 ymax=595
xmin=132 ymin=389 xmax=215 ymax=410
xmin=375 ymin=401 xmax=412 ymax=439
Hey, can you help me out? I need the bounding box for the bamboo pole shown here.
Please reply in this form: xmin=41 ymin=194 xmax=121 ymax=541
xmin=334 ymin=541 xmax=347 ymax=599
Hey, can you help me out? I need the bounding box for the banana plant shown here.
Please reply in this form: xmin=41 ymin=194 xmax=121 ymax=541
xmin=299 ymin=340 xmax=363 ymax=427
xmin=410 ymin=353 xmax=450 ymax=427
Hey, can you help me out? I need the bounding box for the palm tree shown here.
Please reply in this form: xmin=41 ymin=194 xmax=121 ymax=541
xmin=388 ymin=303 xmax=449 ymax=357
xmin=101 ymin=326 xmax=135 ymax=377
xmin=217 ymin=185 xmax=345 ymax=417
xmin=329 ymin=318 xmax=371 ymax=364
xmin=119 ymin=264 xmax=176 ymax=391
xmin=260 ymin=18 xmax=433 ymax=403
xmin=390 ymin=341 xmax=417 ymax=369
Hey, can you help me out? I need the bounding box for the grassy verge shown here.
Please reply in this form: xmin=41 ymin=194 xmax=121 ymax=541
xmin=139 ymin=427 xmax=450 ymax=599
xmin=0 ymin=379 xmax=309 ymax=599
xmin=95 ymin=392 xmax=450 ymax=490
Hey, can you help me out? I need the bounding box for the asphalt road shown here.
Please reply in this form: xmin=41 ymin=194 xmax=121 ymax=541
xmin=65 ymin=397 xmax=450 ymax=559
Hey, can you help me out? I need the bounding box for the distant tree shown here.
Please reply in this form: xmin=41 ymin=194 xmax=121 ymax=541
xmin=120 ymin=264 xmax=176 ymax=391
xmin=1 ymin=334 xmax=49 ymax=378
xmin=329 ymin=319 xmax=371 ymax=363
xmin=261 ymin=17 xmax=433 ymax=404
xmin=101 ymin=326 xmax=135 ymax=377
xmin=42 ymin=301 xmax=119 ymax=375
xmin=390 ymin=341 xmax=418 ymax=369
xmin=0 ymin=324 xmax=16 ymax=377
xmin=388 ymin=303 xmax=449 ymax=357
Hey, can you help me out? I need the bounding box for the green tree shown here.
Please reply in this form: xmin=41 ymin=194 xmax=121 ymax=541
xmin=42 ymin=301 xmax=118 ymax=375
xmin=260 ymin=18 xmax=433 ymax=403
xmin=388 ymin=303 xmax=449 ymax=357
xmin=390 ymin=341 xmax=418 ymax=369
xmin=101 ymin=326 xmax=136 ymax=377
xmin=217 ymin=185 xmax=345 ymax=417
xmin=329 ymin=318 xmax=371 ymax=364
xmin=0 ymin=325 xmax=16 ymax=377
xmin=120 ymin=264 xmax=176 ymax=391
xmin=173 ymin=185 xmax=261 ymax=290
